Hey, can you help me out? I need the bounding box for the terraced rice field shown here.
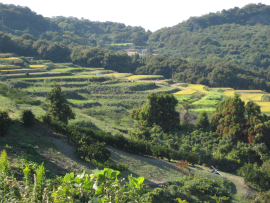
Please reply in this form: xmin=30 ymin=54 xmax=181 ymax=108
xmin=211 ymin=88 xmax=232 ymax=90
xmin=236 ymin=90 xmax=263 ymax=93
xmin=127 ymin=75 xmax=164 ymax=80
xmin=15 ymin=74 xmax=104 ymax=80
xmin=240 ymin=94 xmax=264 ymax=101
xmin=187 ymin=84 xmax=210 ymax=94
xmin=223 ymin=90 xmax=235 ymax=97
xmin=173 ymin=90 xmax=197 ymax=95
xmin=0 ymin=69 xmax=33 ymax=72
xmin=0 ymin=65 xmax=15 ymax=67
xmin=106 ymin=73 xmax=129 ymax=77
xmin=256 ymin=102 xmax=270 ymax=112
xmin=29 ymin=65 xmax=46 ymax=68
xmin=0 ymin=57 xmax=19 ymax=60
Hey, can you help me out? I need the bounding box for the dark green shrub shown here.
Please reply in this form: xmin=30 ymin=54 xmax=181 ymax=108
xmin=76 ymin=142 xmax=110 ymax=162
xmin=41 ymin=113 xmax=51 ymax=125
xmin=0 ymin=111 xmax=12 ymax=136
xmin=104 ymin=161 xmax=128 ymax=171
xmin=20 ymin=110 xmax=35 ymax=127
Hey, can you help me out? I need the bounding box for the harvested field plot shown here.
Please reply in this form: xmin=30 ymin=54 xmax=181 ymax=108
xmin=240 ymin=93 xmax=264 ymax=101
xmin=256 ymin=102 xmax=270 ymax=112
xmin=29 ymin=65 xmax=46 ymax=68
xmin=187 ymin=84 xmax=210 ymax=94
xmin=127 ymin=75 xmax=164 ymax=80
xmin=236 ymin=90 xmax=263 ymax=93
xmin=106 ymin=73 xmax=130 ymax=77
xmin=0 ymin=57 xmax=19 ymax=60
xmin=173 ymin=90 xmax=197 ymax=95
xmin=223 ymin=90 xmax=235 ymax=97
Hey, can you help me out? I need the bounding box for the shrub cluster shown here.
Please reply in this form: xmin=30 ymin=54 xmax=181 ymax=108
xmin=0 ymin=111 xmax=13 ymax=137
xmin=49 ymin=120 xmax=186 ymax=163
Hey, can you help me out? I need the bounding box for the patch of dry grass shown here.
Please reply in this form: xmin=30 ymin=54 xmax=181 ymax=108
xmin=173 ymin=90 xmax=197 ymax=95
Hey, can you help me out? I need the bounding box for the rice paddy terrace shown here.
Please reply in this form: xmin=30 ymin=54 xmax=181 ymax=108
xmin=1 ymin=54 xmax=270 ymax=130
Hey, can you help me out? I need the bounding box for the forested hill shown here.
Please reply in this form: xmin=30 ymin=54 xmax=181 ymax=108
xmin=0 ymin=3 xmax=151 ymax=46
xmin=148 ymin=3 xmax=270 ymax=70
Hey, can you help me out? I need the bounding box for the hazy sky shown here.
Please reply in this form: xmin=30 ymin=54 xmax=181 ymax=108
xmin=0 ymin=0 xmax=269 ymax=31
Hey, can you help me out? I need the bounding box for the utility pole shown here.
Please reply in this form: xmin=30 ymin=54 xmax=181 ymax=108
xmin=50 ymin=21 xmax=51 ymax=31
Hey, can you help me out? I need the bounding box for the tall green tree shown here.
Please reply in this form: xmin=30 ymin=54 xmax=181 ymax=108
xmin=0 ymin=111 xmax=12 ymax=137
xmin=131 ymin=92 xmax=180 ymax=132
xmin=46 ymin=84 xmax=75 ymax=124
xmin=211 ymin=94 xmax=246 ymax=141
xmin=197 ymin=111 xmax=209 ymax=130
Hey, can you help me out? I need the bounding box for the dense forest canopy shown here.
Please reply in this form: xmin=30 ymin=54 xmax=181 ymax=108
xmin=148 ymin=3 xmax=270 ymax=70
xmin=0 ymin=3 xmax=151 ymax=46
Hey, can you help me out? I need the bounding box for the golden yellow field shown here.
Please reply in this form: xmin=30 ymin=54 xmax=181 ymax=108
xmin=256 ymin=102 xmax=270 ymax=112
xmin=223 ymin=90 xmax=235 ymax=97
xmin=173 ymin=90 xmax=197 ymax=95
xmin=29 ymin=65 xmax=46 ymax=68
xmin=240 ymin=93 xmax=264 ymax=101
xmin=187 ymin=84 xmax=210 ymax=94
xmin=236 ymin=90 xmax=263 ymax=93
xmin=126 ymin=75 xmax=164 ymax=80
xmin=211 ymin=87 xmax=232 ymax=90
xmin=0 ymin=65 xmax=15 ymax=67
xmin=0 ymin=57 xmax=19 ymax=60
xmin=106 ymin=73 xmax=129 ymax=77
xmin=0 ymin=69 xmax=32 ymax=72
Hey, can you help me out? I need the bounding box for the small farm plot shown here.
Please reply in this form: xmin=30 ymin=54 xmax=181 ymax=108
xmin=240 ymin=93 xmax=264 ymax=102
xmin=192 ymin=93 xmax=224 ymax=107
xmin=187 ymin=84 xmax=210 ymax=94
xmin=29 ymin=65 xmax=46 ymax=68
xmin=16 ymin=74 xmax=109 ymax=82
xmin=236 ymin=90 xmax=263 ymax=93
xmin=223 ymin=90 xmax=235 ymax=97
xmin=190 ymin=107 xmax=216 ymax=113
xmin=256 ymin=102 xmax=270 ymax=112
xmin=0 ymin=57 xmax=19 ymax=60
xmin=106 ymin=73 xmax=130 ymax=77
xmin=126 ymin=75 xmax=164 ymax=80
xmin=67 ymin=99 xmax=101 ymax=108
xmin=173 ymin=90 xmax=197 ymax=95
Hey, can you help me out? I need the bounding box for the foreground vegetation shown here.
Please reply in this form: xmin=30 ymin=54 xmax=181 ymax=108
xmin=1 ymin=2 xmax=270 ymax=202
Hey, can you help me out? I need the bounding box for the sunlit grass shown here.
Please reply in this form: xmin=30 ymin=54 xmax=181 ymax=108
xmin=240 ymin=93 xmax=264 ymax=101
xmin=191 ymin=107 xmax=216 ymax=113
xmin=256 ymin=102 xmax=270 ymax=112
xmin=106 ymin=73 xmax=129 ymax=77
xmin=173 ymin=90 xmax=197 ymax=95
xmin=29 ymin=65 xmax=46 ymax=68
xmin=51 ymin=67 xmax=78 ymax=72
xmin=211 ymin=87 xmax=231 ymax=90
xmin=0 ymin=69 xmax=33 ymax=72
xmin=0 ymin=65 xmax=16 ymax=67
xmin=223 ymin=90 xmax=235 ymax=97
xmin=236 ymin=90 xmax=263 ymax=93
xmin=126 ymin=75 xmax=164 ymax=80
xmin=187 ymin=84 xmax=210 ymax=94
xmin=0 ymin=57 xmax=19 ymax=60
xmin=14 ymin=74 xmax=104 ymax=80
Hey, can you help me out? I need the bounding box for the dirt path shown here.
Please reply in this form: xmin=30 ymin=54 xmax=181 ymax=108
xmin=195 ymin=165 xmax=255 ymax=201
xmin=39 ymin=135 xmax=96 ymax=173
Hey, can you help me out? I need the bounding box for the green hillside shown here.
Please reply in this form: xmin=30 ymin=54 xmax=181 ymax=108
xmin=148 ymin=3 xmax=270 ymax=70
xmin=1 ymin=3 xmax=270 ymax=201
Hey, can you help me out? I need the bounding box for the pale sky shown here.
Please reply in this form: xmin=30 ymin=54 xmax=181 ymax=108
xmin=0 ymin=0 xmax=269 ymax=32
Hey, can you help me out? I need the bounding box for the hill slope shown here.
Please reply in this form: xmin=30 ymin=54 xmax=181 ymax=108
xmin=148 ymin=3 xmax=270 ymax=69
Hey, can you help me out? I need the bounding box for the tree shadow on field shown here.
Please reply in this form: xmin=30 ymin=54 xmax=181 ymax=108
xmin=107 ymin=146 xmax=183 ymax=184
